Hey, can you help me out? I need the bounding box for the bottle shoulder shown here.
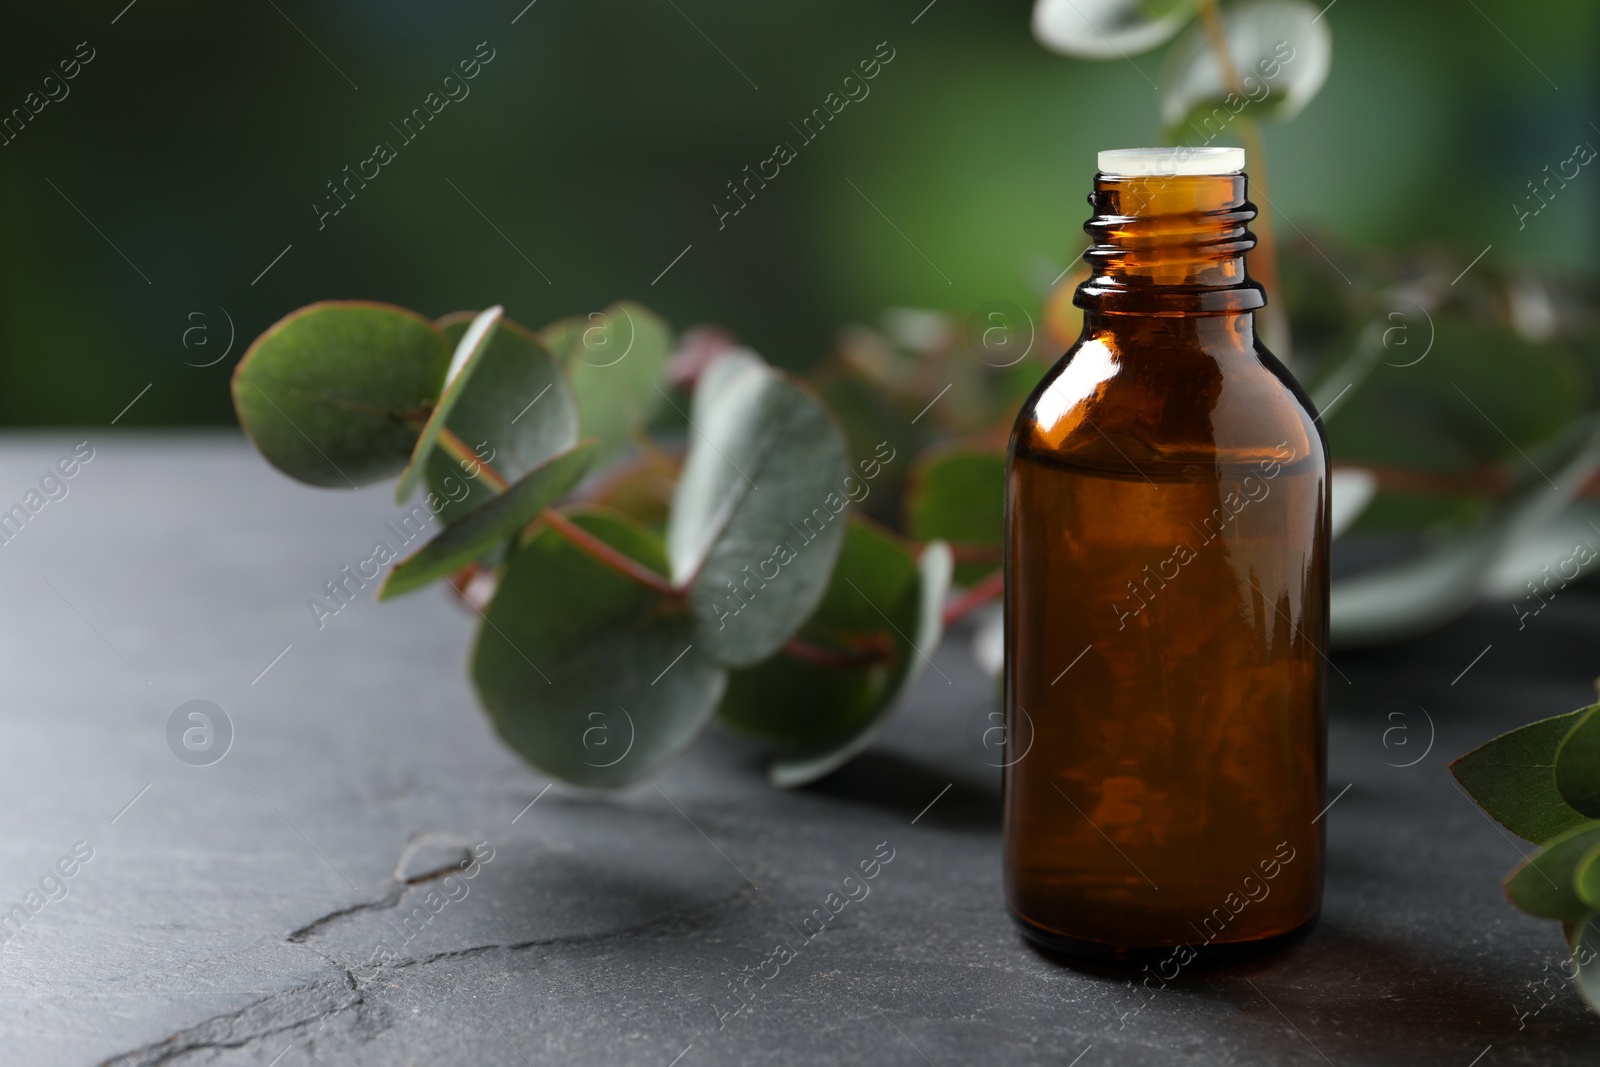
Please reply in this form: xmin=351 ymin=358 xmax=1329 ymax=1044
xmin=1010 ymin=332 xmax=1326 ymax=477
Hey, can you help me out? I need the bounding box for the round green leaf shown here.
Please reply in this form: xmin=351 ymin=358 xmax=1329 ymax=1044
xmin=542 ymin=301 xmax=672 ymax=456
xmin=423 ymin=312 xmax=582 ymax=520
xmin=1558 ymin=708 xmax=1600 ymax=818
xmin=1576 ymin=845 xmax=1600 ymax=908
xmin=231 ymin=301 xmax=449 ymax=487
xmin=1032 ymin=0 xmax=1198 ymax=60
xmin=1566 ymin=913 xmax=1600 ymax=1012
xmin=471 ymin=509 xmax=725 ymax=788
xmin=1328 ymin=468 xmax=1378 ymax=540
xmin=766 ymin=539 xmax=952 ymax=788
xmin=1329 ymin=319 xmax=1586 ymax=477
xmin=1333 ymin=416 xmax=1600 ymax=647
xmin=1505 ymin=820 xmax=1600 ymax=922
xmin=1451 ymin=708 xmax=1591 ymax=844
xmin=666 ymin=355 xmax=851 ymax=668
xmin=1483 ymin=500 xmax=1600 ymax=598
xmin=394 ymin=306 xmax=503 ymax=502
xmin=379 ymin=441 xmax=600 ymax=600
xmin=717 ymin=519 xmax=919 ymax=748
xmin=693 ymin=345 xmax=766 ymax=408
xmin=905 ymin=444 xmax=1004 ymax=585
xmin=1158 ymin=0 xmax=1331 ymax=138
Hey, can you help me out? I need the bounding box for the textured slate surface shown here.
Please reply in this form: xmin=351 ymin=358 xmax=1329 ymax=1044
xmin=0 ymin=431 xmax=1596 ymax=1065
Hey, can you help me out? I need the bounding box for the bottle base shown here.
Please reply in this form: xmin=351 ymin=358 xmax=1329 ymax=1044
xmin=1010 ymin=908 xmax=1319 ymax=971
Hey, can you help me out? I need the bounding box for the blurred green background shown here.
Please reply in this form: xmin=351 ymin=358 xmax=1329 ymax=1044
xmin=0 ymin=0 xmax=1594 ymax=427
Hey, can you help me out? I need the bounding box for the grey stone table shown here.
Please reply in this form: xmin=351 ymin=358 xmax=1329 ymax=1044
xmin=1 ymin=432 xmax=1597 ymax=1065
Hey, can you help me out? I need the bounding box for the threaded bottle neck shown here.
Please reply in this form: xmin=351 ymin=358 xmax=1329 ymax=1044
xmin=1074 ymin=172 xmax=1265 ymax=315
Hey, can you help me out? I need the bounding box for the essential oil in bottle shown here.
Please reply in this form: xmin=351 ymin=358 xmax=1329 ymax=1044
xmin=1003 ymin=146 xmax=1327 ymax=963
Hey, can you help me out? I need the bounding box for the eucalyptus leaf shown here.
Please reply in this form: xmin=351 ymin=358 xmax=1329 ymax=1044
xmin=586 ymin=456 xmax=681 ymax=530
xmin=471 ymin=509 xmax=725 ymax=788
xmin=423 ymin=312 xmax=582 ymax=520
xmin=716 ymin=521 xmax=923 ymax=754
xmin=380 ymin=441 xmax=599 ymax=600
xmin=695 ymin=344 xmax=767 ymax=407
xmin=1481 ymin=499 xmax=1600 ymax=600
xmin=1576 ymin=845 xmax=1600 ymax=908
xmin=394 ymin=307 xmax=503 ymax=502
xmin=542 ymin=301 xmax=672 ymax=455
xmin=1331 ymin=416 xmax=1600 ymax=647
xmin=1331 ymin=534 xmax=1502 ymax=647
xmin=1506 ymin=820 xmax=1600 ymax=922
xmin=667 ymin=356 xmax=851 ymax=668
xmin=813 ymin=363 xmax=921 ymax=505
xmin=1158 ymin=0 xmax=1331 ymax=138
xmin=767 ymin=539 xmax=952 ymax=788
xmin=1328 ymin=468 xmax=1377 ymax=539
xmin=1309 ymin=320 xmax=1384 ymax=416
xmin=1450 ymin=708 xmax=1590 ymax=844
xmin=1557 ymin=708 xmax=1600 ymax=818
xmin=969 ymin=602 xmax=1004 ymax=678
xmin=1567 ymin=913 xmax=1600 ymax=1012
xmin=717 ymin=520 xmax=917 ymax=754
xmin=1307 ymin=286 xmax=1441 ymax=418
xmin=905 ymin=445 xmax=1005 ymax=585
xmin=1348 ymin=490 xmax=1484 ymax=536
xmin=1328 ymin=319 xmax=1586 ymax=477
xmin=232 ymin=301 xmax=449 ymax=487
xmin=1032 ymin=0 xmax=1198 ymax=60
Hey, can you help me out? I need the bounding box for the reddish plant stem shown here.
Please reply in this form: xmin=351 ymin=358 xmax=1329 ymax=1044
xmin=437 ymin=427 xmax=510 ymax=492
xmin=446 ymin=562 xmax=494 ymax=612
xmin=943 ymin=568 xmax=1003 ymax=627
xmin=447 ymin=562 xmax=485 ymax=599
xmin=948 ymin=542 xmax=1003 ymax=565
xmin=788 ymin=566 xmax=1006 ymax=665
xmin=783 ymin=633 xmax=894 ymax=668
xmin=538 ymin=508 xmax=680 ymax=598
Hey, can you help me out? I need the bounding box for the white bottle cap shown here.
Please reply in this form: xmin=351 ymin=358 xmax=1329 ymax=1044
xmin=1097 ymin=146 xmax=1246 ymax=176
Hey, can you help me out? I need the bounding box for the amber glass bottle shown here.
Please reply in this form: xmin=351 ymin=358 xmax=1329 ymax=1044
xmin=1003 ymin=147 xmax=1327 ymax=963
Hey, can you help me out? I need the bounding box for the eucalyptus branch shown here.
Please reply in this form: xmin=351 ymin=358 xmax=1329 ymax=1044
xmin=231 ymin=298 xmax=959 ymax=788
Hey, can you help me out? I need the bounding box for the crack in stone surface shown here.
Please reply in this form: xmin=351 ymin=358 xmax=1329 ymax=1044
xmin=97 ymin=841 xmax=757 ymax=1065
xmin=390 ymin=886 xmax=758 ymax=974
xmin=287 ymin=842 xmax=482 ymax=946
xmin=287 ymin=885 xmax=409 ymax=944
xmin=97 ymin=836 xmax=475 ymax=1065
xmin=98 ymin=969 xmax=363 ymax=1067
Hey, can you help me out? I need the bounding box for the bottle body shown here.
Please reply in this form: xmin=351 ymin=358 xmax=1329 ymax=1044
xmin=1002 ymin=164 xmax=1327 ymax=961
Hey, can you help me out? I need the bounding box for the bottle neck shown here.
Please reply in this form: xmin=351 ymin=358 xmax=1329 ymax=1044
xmin=1080 ymin=308 xmax=1256 ymax=354
xmin=1073 ymin=172 xmax=1265 ymax=316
